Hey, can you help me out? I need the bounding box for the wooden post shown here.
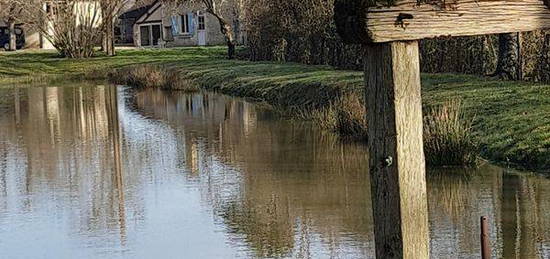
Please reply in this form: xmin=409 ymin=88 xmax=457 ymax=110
xmin=334 ymin=1 xmax=550 ymax=258
xmin=480 ymin=216 xmax=491 ymax=259
xmin=364 ymin=41 xmax=429 ymax=259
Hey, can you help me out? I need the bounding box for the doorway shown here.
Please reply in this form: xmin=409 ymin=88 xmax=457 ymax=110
xmin=140 ymin=24 xmax=162 ymax=47
xmin=197 ymin=13 xmax=206 ymax=46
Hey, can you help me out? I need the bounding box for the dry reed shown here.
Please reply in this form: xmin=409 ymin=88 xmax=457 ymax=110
xmin=423 ymin=100 xmax=478 ymax=167
xmin=108 ymin=65 xmax=199 ymax=92
xmin=305 ymin=93 xmax=368 ymax=141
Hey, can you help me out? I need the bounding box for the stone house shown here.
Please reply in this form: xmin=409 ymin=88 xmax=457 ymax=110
xmin=125 ymin=0 xmax=242 ymax=48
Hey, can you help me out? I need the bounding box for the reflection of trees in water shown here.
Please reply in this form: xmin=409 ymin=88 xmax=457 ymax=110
xmin=428 ymin=165 xmax=550 ymax=259
xmin=133 ymin=89 xmax=550 ymax=259
xmin=428 ymin=167 xmax=493 ymax=257
xmin=501 ymin=172 xmax=550 ymax=259
xmin=133 ymin=89 xmax=374 ymax=258
xmin=209 ymin=124 xmax=373 ymax=258
xmin=2 ymin=85 xmax=541 ymax=258
xmin=221 ymin=199 xmax=294 ymax=258
xmin=0 ymin=85 xmax=132 ymax=244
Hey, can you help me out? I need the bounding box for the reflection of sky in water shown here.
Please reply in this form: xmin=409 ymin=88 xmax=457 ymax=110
xmin=0 ymin=85 xmax=548 ymax=259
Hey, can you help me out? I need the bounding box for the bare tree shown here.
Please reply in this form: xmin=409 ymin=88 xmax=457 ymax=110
xmin=99 ymin=0 xmax=132 ymax=56
xmin=202 ymin=0 xmax=238 ymax=59
xmin=0 ymin=0 xmax=24 ymax=51
xmin=165 ymin=0 xmax=240 ymax=59
xmin=13 ymin=0 xmax=103 ymax=58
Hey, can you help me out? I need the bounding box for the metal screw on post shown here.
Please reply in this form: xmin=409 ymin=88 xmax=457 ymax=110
xmin=480 ymin=216 xmax=491 ymax=259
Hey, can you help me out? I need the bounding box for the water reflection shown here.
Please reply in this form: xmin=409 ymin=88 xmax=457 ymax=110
xmin=0 ymin=85 xmax=549 ymax=258
xmin=427 ymin=167 xmax=550 ymax=259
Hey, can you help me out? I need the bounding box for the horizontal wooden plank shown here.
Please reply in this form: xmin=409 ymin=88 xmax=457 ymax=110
xmin=336 ymin=0 xmax=550 ymax=43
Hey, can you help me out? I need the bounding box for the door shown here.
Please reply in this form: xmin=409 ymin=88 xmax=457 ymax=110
xmin=151 ymin=25 xmax=161 ymax=46
xmin=140 ymin=26 xmax=150 ymax=46
xmin=197 ymin=14 xmax=206 ymax=46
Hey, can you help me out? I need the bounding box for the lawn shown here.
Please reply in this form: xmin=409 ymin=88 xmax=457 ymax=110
xmin=1 ymin=47 xmax=548 ymax=172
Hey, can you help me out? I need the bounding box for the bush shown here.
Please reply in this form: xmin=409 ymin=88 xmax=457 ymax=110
xmin=109 ymin=65 xmax=199 ymax=92
xmin=307 ymin=93 xmax=367 ymax=141
xmin=423 ymin=100 xmax=478 ymax=167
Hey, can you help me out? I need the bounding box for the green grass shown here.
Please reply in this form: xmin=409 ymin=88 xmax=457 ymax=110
xmin=423 ymin=74 xmax=550 ymax=172
xmin=1 ymin=47 xmax=548 ymax=172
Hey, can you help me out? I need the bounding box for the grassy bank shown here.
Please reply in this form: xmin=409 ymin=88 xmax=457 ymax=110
xmin=1 ymin=47 xmax=548 ymax=172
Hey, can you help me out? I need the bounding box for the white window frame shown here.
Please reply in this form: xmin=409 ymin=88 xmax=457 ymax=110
xmin=197 ymin=12 xmax=206 ymax=31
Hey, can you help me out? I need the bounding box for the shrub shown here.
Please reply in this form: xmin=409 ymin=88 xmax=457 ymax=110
xmin=109 ymin=65 xmax=199 ymax=92
xmin=423 ymin=100 xmax=478 ymax=167
xmin=308 ymin=93 xmax=368 ymax=141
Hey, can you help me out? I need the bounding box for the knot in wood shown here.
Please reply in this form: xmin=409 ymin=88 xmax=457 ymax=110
xmin=384 ymin=156 xmax=393 ymax=167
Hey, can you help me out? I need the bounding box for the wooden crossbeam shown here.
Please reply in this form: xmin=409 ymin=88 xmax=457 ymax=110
xmin=335 ymin=0 xmax=550 ymax=43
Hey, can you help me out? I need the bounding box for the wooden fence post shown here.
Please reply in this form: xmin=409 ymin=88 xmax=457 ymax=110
xmin=364 ymin=41 xmax=429 ymax=259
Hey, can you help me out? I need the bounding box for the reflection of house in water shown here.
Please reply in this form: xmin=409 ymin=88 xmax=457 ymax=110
xmin=188 ymin=141 xmax=200 ymax=175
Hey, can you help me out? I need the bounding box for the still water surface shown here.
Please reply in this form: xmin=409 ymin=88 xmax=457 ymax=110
xmin=0 ymin=84 xmax=549 ymax=259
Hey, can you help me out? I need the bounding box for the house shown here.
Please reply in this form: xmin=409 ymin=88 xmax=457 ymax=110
xmin=0 ymin=1 xmax=102 ymax=50
xmin=117 ymin=4 xmax=151 ymax=44
xmin=124 ymin=1 xmax=242 ymax=48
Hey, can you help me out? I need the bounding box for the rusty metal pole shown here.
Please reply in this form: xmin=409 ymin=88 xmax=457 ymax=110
xmin=480 ymin=216 xmax=491 ymax=259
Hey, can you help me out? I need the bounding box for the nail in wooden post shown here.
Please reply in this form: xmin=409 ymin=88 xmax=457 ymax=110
xmin=480 ymin=216 xmax=491 ymax=259
xmin=364 ymin=41 xmax=429 ymax=259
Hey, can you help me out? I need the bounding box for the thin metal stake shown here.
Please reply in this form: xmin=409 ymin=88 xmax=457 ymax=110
xmin=480 ymin=216 xmax=491 ymax=259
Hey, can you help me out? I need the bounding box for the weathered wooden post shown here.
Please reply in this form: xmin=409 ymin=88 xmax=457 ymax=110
xmin=334 ymin=1 xmax=550 ymax=258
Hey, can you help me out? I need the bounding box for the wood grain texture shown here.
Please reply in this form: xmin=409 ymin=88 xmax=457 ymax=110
xmin=364 ymin=41 xmax=429 ymax=259
xmin=336 ymin=0 xmax=550 ymax=43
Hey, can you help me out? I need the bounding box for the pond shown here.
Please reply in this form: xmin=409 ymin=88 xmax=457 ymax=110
xmin=0 ymin=83 xmax=549 ymax=259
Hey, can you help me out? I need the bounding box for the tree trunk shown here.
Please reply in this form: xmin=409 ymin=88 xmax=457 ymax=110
xmin=227 ymin=40 xmax=236 ymax=59
xmin=223 ymin=24 xmax=236 ymax=59
xmin=8 ymin=20 xmax=17 ymax=51
xmin=494 ymin=33 xmax=520 ymax=80
xmin=105 ymin=18 xmax=116 ymax=56
xmin=101 ymin=33 xmax=106 ymax=52
xmin=215 ymin=15 xmax=237 ymax=59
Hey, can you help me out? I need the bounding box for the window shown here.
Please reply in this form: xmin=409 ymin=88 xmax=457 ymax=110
xmin=140 ymin=26 xmax=150 ymax=46
xmin=198 ymin=15 xmax=205 ymax=31
xmin=181 ymin=14 xmax=190 ymax=34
